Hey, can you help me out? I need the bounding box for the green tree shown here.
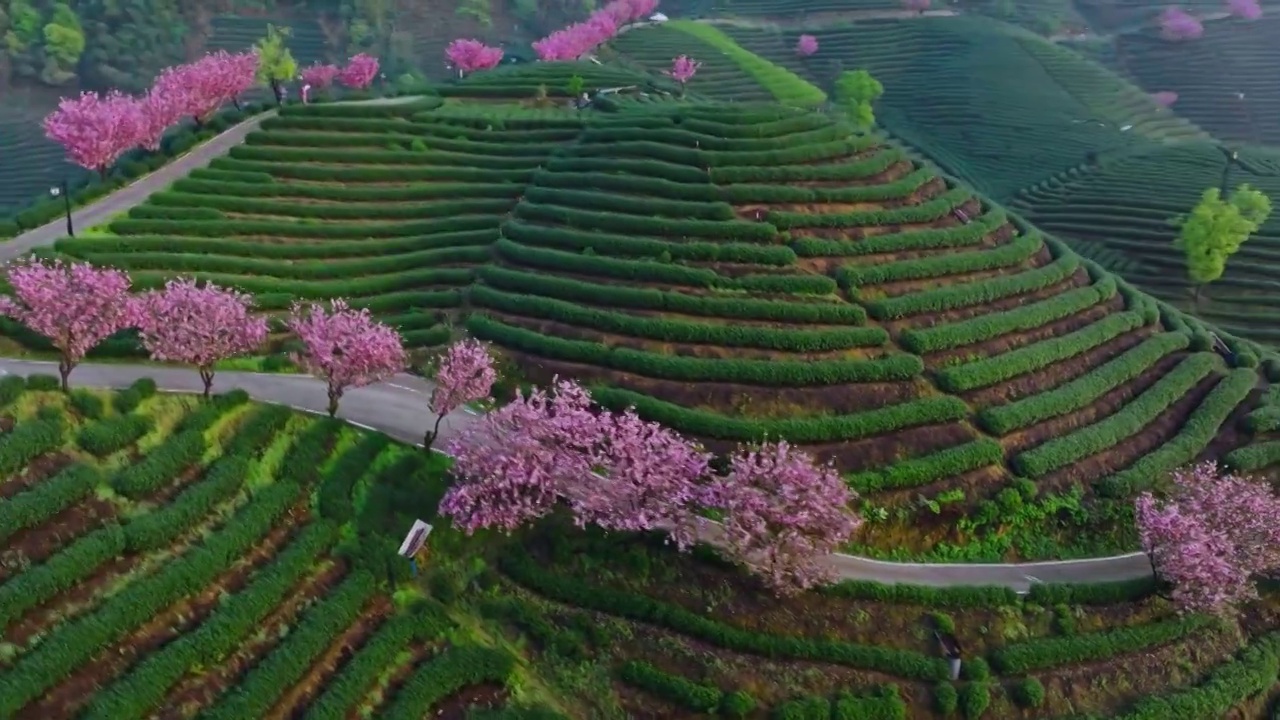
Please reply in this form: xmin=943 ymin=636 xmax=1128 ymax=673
xmin=834 ymin=69 xmax=883 ymax=130
xmin=255 ymin=24 xmax=298 ymax=104
xmin=1173 ymin=184 xmax=1273 ymax=308
xmin=40 ymin=3 xmax=84 ymax=85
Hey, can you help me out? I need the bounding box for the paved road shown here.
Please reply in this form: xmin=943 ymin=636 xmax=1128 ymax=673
xmin=0 ymin=358 xmax=1155 ymax=591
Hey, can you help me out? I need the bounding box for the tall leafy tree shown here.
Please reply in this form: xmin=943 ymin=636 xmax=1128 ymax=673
xmin=835 ymin=69 xmax=883 ymax=130
xmin=1172 ymin=184 xmax=1272 ymax=308
xmin=255 ymin=24 xmax=297 ymax=104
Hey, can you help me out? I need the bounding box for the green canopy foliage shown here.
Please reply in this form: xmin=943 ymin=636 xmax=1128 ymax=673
xmin=1173 ymin=183 xmax=1273 ymax=291
xmin=835 ymin=70 xmax=883 ymax=130
xmin=255 ymin=24 xmax=298 ymax=88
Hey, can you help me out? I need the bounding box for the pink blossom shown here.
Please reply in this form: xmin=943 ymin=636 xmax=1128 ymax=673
xmin=337 ymin=54 xmax=380 ymax=89
xmin=439 ymin=378 xmax=605 ymax=535
xmin=137 ymin=87 xmax=185 ymax=152
xmin=1151 ymin=90 xmax=1179 ymax=107
xmin=132 ymin=278 xmax=269 ymax=398
xmin=1227 ymin=0 xmax=1262 ymax=19
xmin=704 ymin=441 xmax=861 ymax=595
xmin=796 ymin=34 xmax=819 ymax=56
xmin=445 ymin=39 xmax=505 ymax=76
xmin=43 ymin=90 xmax=144 ymax=177
xmin=300 ymin=62 xmax=341 ymax=89
xmin=0 ymin=258 xmax=134 ymax=391
xmin=1160 ymin=7 xmax=1205 ymax=40
xmin=424 ymin=339 xmax=497 ymax=449
xmin=532 ymin=9 xmax=620 ymax=60
xmin=286 ymin=299 xmax=407 ymax=416
xmin=667 ymin=55 xmax=701 ymax=86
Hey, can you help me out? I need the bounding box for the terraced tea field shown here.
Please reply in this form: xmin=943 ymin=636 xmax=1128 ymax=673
xmin=611 ymin=24 xmax=782 ymax=104
xmin=0 ymin=373 xmax=526 ymax=719
xmin=1011 ymin=142 xmax=1280 ymax=348
xmin=708 ymin=17 xmax=1207 ymax=199
xmin=204 ymin=15 xmax=329 ymax=67
xmin=0 ymin=90 xmax=89 ymax=215
xmin=1107 ymin=15 xmax=1280 ymax=144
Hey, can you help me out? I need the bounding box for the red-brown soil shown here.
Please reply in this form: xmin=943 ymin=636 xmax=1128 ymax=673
xmin=0 ymin=452 xmax=75 ymax=499
xmin=265 ymin=595 xmax=393 ymax=720
xmin=21 ymin=517 xmax=302 ymax=720
xmin=428 ymin=684 xmax=509 ymax=718
xmin=886 ymin=269 xmax=1089 ymax=333
xmin=155 ymin=560 xmax=348 ymax=720
xmin=0 ymin=497 xmax=116 ymax=584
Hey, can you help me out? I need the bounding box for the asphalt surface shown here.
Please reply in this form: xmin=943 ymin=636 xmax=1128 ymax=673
xmin=0 ymin=358 xmax=1156 ymax=591
xmin=0 ymin=94 xmax=1156 ymax=591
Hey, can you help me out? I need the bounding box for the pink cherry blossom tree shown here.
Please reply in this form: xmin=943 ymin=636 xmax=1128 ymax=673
xmin=796 ymin=34 xmax=819 ymax=57
xmin=600 ymin=0 xmax=659 ymax=24
xmin=1152 ymin=90 xmax=1179 ymax=107
xmin=424 ymin=338 xmax=497 ymax=450
xmin=43 ymin=90 xmax=144 ymax=179
xmin=132 ymin=278 xmax=269 ymax=398
xmin=667 ymin=55 xmax=700 ymax=95
xmin=337 ymin=54 xmax=380 ymax=89
xmin=153 ymin=56 xmax=234 ymax=129
xmin=0 ymin=259 xmax=135 ymax=391
xmin=570 ymin=408 xmax=712 ymax=551
xmin=704 ymin=441 xmax=862 ymax=595
xmin=287 ymin=299 xmax=407 ymax=417
xmin=1227 ymin=0 xmax=1262 ymax=19
xmin=1135 ymin=461 xmax=1280 ymax=615
xmin=445 ymin=39 xmax=505 ymax=77
xmin=439 ymin=378 xmax=604 ymax=535
xmin=209 ymin=50 xmax=260 ymax=111
xmin=300 ymin=62 xmax=341 ymax=90
xmin=532 ymin=9 xmax=620 ymax=60
xmin=136 ymin=87 xmax=185 ymax=152
xmin=1160 ymin=7 xmax=1205 ymax=40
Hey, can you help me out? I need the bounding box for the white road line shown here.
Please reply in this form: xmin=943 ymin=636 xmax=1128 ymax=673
xmin=387 ymin=383 xmax=422 ymax=394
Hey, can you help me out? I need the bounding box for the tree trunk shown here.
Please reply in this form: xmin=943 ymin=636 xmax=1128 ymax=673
xmin=270 ymin=79 xmax=283 ymax=105
xmin=192 ymin=114 xmax=203 ymax=131
xmin=199 ymin=367 xmax=215 ymax=399
xmin=58 ymin=356 xmax=72 ymax=392
xmin=98 ymin=166 xmax=108 ymax=181
xmin=232 ymin=97 xmax=242 ymax=111
xmin=1192 ymin=283 xmax=1204 ymax=311
xmin=327 ymin=386 xmax=342 ymax=418
xmin=423 ymin=412 xmax=447 ymax=450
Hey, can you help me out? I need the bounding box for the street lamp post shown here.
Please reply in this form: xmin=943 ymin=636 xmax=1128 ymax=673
xmin=49 ymin=181 xmax=72 ymax=237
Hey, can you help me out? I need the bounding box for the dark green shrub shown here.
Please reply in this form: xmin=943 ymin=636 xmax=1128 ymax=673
xmin=1013 ymin=677 xmax=1045 ymax=708
xmin=26 ymin=374 xmax=61 ymax=391
xmin=962 ymin=657 xmax=989 ymax=681
xmin=113 ymin=378 xmax=158 ymax=414
xmin=934 ymin=682 xmax=958 ymax=715
xmin=69 ymin=390 xmax=105 ymax=419
xmin=617 ymin=661 xmax=722 ymax=711
xmin=961 ymin=683 xmax=990 ymax=719
xmin=720 ymin=690 xmax=757 ymax=717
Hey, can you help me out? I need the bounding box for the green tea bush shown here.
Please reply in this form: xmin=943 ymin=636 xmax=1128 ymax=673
xmin=77 ymin=414 xmax=154 ymax=457
xmin=112 ymin=378 xmax=157 ymax=414
xmin=111 ymin=430 xmax=207 ymax=498
xmin=1012 ymin=677 xmax=1046 ymax=708
xmin=770 ymin=188 xmax=969 ymax=229
xmin=868 ymin=255 xmax=1080 ymax=321
xmin=796 ymin=211 xmax=1008 ymax=258
xmin=0 ymin=526 xmax=126 ymax=629
xmin=847 ymin=440 xmax=1004 ymax=493
xmin=990 ymin=616 xmax=1208 ymax=673
xmin=0 ymin=410 xmax=66 ymax=476
xmin=839 ymin=227 xmax=1032 ymax=286
xmin=379 ymin=645 xmax=516 ymax=720
xmin=617 ymin=661 xmax=723 ymax=711
xmin=0 ymin=463 xmax=101 ymax=544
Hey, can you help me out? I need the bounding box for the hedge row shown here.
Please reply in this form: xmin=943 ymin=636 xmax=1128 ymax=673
xmin=500 ymin=552 xmax=947 ymax=680
xmin=545 ymin=155 xmax=708 ymax=184
xmin=229 ymin=144 xmax=547 ymax=171
xmin=573 ymin=137 xmax=875 ymax=169
xmin=501 ymin=218 xmax=796 ymax=265
xmin=200 ymin=571 xmax=378 ymax=720
xmin=978 ymin=332 xmax=1189 ymax=435
xmin=680 ymin=111 xmax=832 ymax=138
xmin=847 ymin=439 xmax=1005 ymax=493
xmin=1244 ymin=406 xmax=1280 ymax=433
xmin=1098 ymin=368 xmax=1258 ymax=497
xmin=989 ymin=615 xmax=1209 ymax=673
xmin=514 ymin=202 xmax=776 ymax=243
xmin=468 ymin=314 xmax=921 ymax=386
xmin=795 ymin=210 xmax=1007 ymax=259
xmin=775 ymin=685 xmax=907 ymax=720
xmin=495 ymin=238 xmax=834 ymax=295
xmin=1107 ymin=632 xmax=1280 ymax=720
xmin=868 ymin=255 xmax=1080 ymax=322
xmin=146 ymin=191 xmax=516 ymax=221
xmin=1013 ymin=353 xmax=1218 ymax=478
xmin=666 ymin=21 xmax=828 ymax=107
xmin=480 ymin=596 xmax=591 ymax=660
xmin=617 ymin=661 xmax=724 ymax=712
xmin=81 ymin=521 xmax=338 ymax=720
xmin=123 ymin=455 xmax=250 ymax=554
xmin=594 ymin=386 xmax=968 ymax=443
xmin=822 ymin=580 xmax=1019 ymax=608
xmin=379 ymin=645 xmax=517 ymax=720
xmin=578 ymin=120 xmax=851 ymax=151
xmin=112 ymin=377 xmax=157 ymax=413
xmin=174 ymin=389 xmax=250 ymax=433
xmin=171 ymin=177 xmax=524 ymax=203
xmin=901 ymin=277 xmax=1117 ymax=355
xmin=223 ymin=404 xmax=294 ymax=457
xmin=262 ymin=115 xmax=581 ymax=143
xmin=0 ymin=526 xmax=126 ymax=630
xmin=278 ymin=97 xmax=441 ymax=117
xmin=0 ymin=480 xmax=300 ymax=718
xmin=0 ymin=374 xmax=27 ymax=407
xmin=934 ymin=312 xmax=1144 ymax=393
xmin=710 ymin=149 xmax=905 ymax=184
xmin=839 ymin=229 xmax=1035 ymax=288
xmin=211 ymin=156 xmax=535 ymax=184
xmin=120 ymin=266 xmax=474 ymax=307
xmin=524 ymin=185 xmax=735 ymax=221
xmin=1026 ymin=577 xmax=1158 ymax=606
xmin=317 ymin=433 xmax=392 ymax=522
xmin=1225 ymin=440 xmax=1280 ymax=472
xmin=76 ymin=414 xmax=153 ymax=457
xmin=477 ymin=266 xmax=866 ymax=324
xmin=532 ymin=167 xmax=929 ymax=206
xmin=68 ymin=226 xmax=492 ymax=261
xmin=0 ymin=409 xmax=66 ymax=476
xmin=0 ymin=463 xmax=101 ymax=545
xmin=248 ymin=129 xmax=564 ymax=157
xmin=471 ymin=286 xmax=888 ymax=352
xmin=768 ymin=188 xmax=969 ymax=230
xmin=111 ymin=215 xmax=498 ymax=240
xmin=111 ymin=429 xmax=207 ymax=498
xmin=301 ymin=603 xmax=453 ymax=720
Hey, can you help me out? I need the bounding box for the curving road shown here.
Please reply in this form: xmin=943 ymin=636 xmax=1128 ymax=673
xmin=0 ymin=358 xmax=1154 ymax=591
xmin=0 ymin=94 xmax=1155 ymax=592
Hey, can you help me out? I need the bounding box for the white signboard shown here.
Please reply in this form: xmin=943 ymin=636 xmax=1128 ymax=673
xmin=398 ymin=520 xmax=434 ymax=557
